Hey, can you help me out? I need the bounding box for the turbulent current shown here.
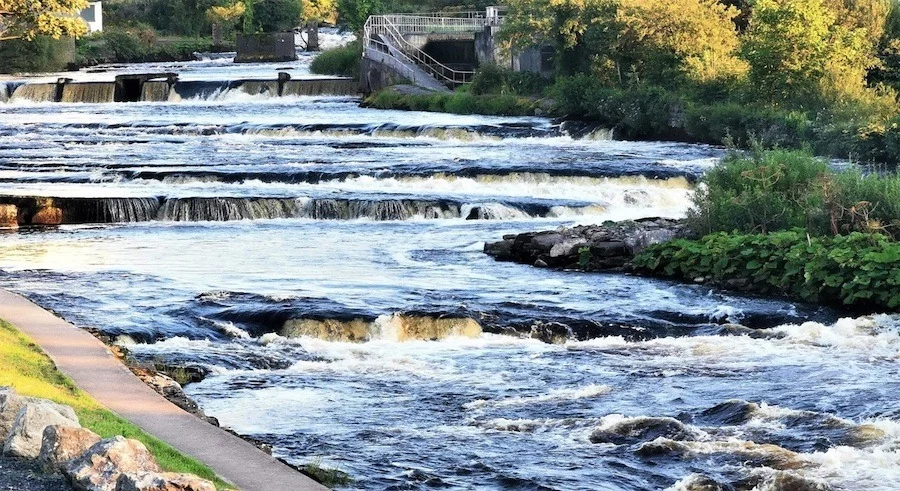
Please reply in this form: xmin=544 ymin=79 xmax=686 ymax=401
xmin=0 ymin=59 xmax=898 ymax=491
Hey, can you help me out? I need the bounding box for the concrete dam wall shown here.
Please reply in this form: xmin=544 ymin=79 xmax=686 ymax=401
xmin=4 ymin=73 xmax=358 ymax=104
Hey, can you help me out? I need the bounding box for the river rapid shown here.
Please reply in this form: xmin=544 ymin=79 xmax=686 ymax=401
xmin=0 ymin=56 xmax=898 ymax=491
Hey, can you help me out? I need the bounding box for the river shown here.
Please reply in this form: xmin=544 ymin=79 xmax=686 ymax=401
xmin=0 ymin=54 xmax=898 ymax=490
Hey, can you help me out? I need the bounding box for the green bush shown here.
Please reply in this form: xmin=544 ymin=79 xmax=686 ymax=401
xmin=310 ymin=41 xmax=361 ymax=78
xmin=688 ymin=149 xmax=900 ymax=238
xmin=631 ymin=230 xmax=900 ymax=310
xmin=76 ymin=28 xmax=221 ymax=66
xmin=471 ymin=64 xmax=550 ymax=97
xmin=0 ymin=36 xmax=76 ymax=73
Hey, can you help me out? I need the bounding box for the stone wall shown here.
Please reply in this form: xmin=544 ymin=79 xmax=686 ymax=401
xmin=235 ymin=32 xmax=297 ymax=63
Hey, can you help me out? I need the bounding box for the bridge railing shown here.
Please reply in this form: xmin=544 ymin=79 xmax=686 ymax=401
xmin=364 ymin=14 xmax=481 ymax=86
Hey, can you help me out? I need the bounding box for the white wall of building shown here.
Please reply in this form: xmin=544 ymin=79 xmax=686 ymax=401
xmin=79 ymin=1 xmax=103 ymax=33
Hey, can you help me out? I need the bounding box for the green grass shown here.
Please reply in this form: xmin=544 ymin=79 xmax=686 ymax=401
xmin=0 ymin=320 xmax=230 ymax=489
xmin=365 ymin=88 xmax=541 ymax=116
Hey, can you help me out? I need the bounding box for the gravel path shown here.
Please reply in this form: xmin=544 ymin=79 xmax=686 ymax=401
xmin=0 ymin=456 xmax=70 ymax=490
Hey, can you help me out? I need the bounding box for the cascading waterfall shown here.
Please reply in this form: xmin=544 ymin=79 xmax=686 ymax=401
xmin=0 ymin=83 xmax=8 ymax=103
xmin=140 ymin=81 xmax=172 ymax=102
xmin=281 ymin=79 xmax=358 ymax=96
xmin=158 ymin=198 xmax=304 ymax=221
xmin=240 ymin=81 xmax=279 ymax=96
xmin=11 ymin=83 xmax=59 ymax=102
xmin=60 ymin=82 xmax=116 ymax=103
xmin=102 ymin=198 xmax=161 ymax=222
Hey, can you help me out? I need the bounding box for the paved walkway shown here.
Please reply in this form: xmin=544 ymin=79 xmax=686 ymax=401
xmin=0 ymin=290 xmax=327 ymax=491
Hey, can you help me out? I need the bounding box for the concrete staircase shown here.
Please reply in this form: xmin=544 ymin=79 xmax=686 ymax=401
xmin=363 ymin=13 xmax=492 ymax=91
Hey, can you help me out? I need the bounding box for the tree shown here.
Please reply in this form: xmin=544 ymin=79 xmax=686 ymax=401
xmin=742 ymin=0 xmax=876 ymax=108
xmin=501 ymin=0 xmax=616 ymax=74
xmin=0 ymin=0 xmax=88 ymax=40
xmin=303 ymin=0 xmax=336 ymax=24
xmin=245 ymin=0 xmax=302 ymax=32
xmin=336 ymin=0 xmax=388 ymax=32
xmin=615 ymin=0 xmax=747 ymax=84
xmin=207 ymin=0 xmax=245 ymax=45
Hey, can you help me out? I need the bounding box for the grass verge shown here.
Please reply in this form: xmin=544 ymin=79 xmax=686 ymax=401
xmin=0 ymin=319 xmax=230 ymax=489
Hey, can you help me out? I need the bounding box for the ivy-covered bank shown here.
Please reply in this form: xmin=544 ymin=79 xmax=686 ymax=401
xmin=632 ymin=231 xmax=900 ymax=310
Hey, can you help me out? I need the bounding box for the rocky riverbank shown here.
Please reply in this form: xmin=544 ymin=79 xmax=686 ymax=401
xmin=0 ymin=388 xmax=217 ymax=491
xmin=484 ymin=217 xmax=691 ymax=271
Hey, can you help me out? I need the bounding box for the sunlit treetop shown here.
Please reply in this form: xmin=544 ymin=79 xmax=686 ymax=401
xmin=0 ymin=0 xmax=88 ymax=41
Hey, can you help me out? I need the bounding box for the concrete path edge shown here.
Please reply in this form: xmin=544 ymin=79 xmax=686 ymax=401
xmin=0 ymin=289 xmax=327 ymax=491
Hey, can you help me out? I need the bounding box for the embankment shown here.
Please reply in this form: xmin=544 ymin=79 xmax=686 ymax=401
xmin=0 ymin=290 xmax=328 ymax=490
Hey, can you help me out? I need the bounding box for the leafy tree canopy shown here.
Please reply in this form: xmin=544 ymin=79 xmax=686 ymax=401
xmin=0 ymin=0 xmax=88 ymax=40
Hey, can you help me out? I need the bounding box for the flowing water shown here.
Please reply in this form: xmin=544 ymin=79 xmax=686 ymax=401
xmin=0 ymin=59 xmax=897 ymax=490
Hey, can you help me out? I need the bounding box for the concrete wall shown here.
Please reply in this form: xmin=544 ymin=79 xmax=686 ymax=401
xmin=79 ymin=1 xmax=103 ymax=33
xmin=235 ymin=33 xmax=297 ymax=63
xmin=474 ymin=26 xmax=554 ymax=76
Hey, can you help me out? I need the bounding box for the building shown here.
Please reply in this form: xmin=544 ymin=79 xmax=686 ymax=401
xmin=79 ymin=1 xmax=103 ymax=33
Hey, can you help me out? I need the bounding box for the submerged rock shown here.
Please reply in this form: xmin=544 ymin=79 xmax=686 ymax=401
xmin=590 ymin=416 xmax=696 ymax=445
xmin=484 ymin=218 xmax=690 ymax=271
xmin=281 ymin=318 xmax=371 ymax=342
xmin=281 ymin=314 xmax=482 ymax=342
xmin=65 ymin=436 xmax=161 ymax=491
xmin=0 ymin=205 xmax=17 ymax=228
xmin=39 ymin=425 xmax=102 ymax=471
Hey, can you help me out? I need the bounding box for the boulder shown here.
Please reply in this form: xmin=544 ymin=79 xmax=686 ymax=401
xmin=116 ymin=472 xmax=217 ymax=491
xmin=0 ymin=387 xmax=20 ymax=440
xmin=0 ymin=204 xmax=17 ymax=228
xmin=32 ymin=206 xmax=63 ymax=225
xmin=65 ymin=436 xmax=161 ymax=491
xmin=3 ymin=399 xmax=80 ymax=458
xmin=624 ymin=228 xmax=678 ymax=255
xmin=39 ymin=425 xmax=102 ymax=471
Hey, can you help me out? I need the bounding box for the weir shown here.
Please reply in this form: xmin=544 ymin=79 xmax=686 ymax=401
xmin=60 ymin=82 xmax=116 ymax=103
xmin=0 ymin=195 xmax=581 ymax=224
xmin=4 ymin=72 xmax=359 ymax=104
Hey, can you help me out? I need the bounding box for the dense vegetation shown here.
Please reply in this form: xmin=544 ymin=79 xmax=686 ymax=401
xmin=75 ymin=27 xmax=224 ymax=65
xmin=689 ymin=150 xmax=900 ymax=237
xmin=309 ymin=39 xmax=361 ymax=76
xmin=627 ymin=149 xmax=900 ymax=311
xmin=632 ymin=230 xmax=900 ymax=310
xmin=0 ymin=320 xmax=229 ymax=488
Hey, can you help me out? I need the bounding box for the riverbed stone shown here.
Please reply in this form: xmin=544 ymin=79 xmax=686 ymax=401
xmin=3 ymin=400 xmax=80 ymax=459
xmin=38 ymin=425 xmax=102 ymax=471
xmin=0 ymin=205 xmax=17 ymax=228
xmin=115 ymin=471 xmax=217 ymax=491
xmin=31 ymin=206 xmax=63 ymax=226
xmin=484 ymin=218 xmax=690 ymax=271
xmin=65 ymin=436 xmax=162 ymax=491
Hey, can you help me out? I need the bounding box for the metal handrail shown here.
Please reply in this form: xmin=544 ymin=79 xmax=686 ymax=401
xmin=363 ymin=14 xmax=481 ymax=86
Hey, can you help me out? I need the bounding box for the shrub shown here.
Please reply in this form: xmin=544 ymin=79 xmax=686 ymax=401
xmin=310 ymin=40 xmax=361 ymax=78
xmin=688 ymin=149 xmax=830 ymax=235
xmin=688 ymin=149 xmax=900 ymax=237
xmin=632 ymin=230 xmax=900 ymax=310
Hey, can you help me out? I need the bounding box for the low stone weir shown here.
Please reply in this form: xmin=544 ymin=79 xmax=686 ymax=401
xmin=0 ymin=195 xmax=587 ymax=225
xmin=282 ymin=79 xmax=358 ymax=96
xmin=140 ymin=80 xmax=173 ymax=102
xmin=5 ymin=73 xmax=359 ymax=104
xmin=60 ymin=82 xmax=116 ymax=103
xmin=11 ymin=83 xmax=59 ymax=102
